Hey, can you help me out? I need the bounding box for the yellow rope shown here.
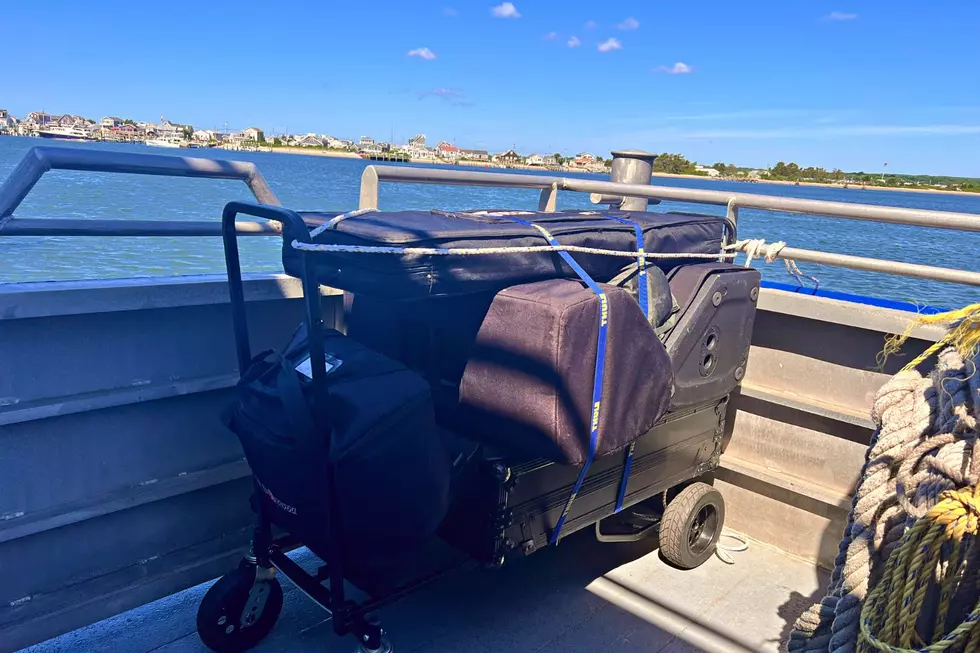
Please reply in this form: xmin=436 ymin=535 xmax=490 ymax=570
xmin=879 ymin=303 xmax=980 ymax=373
xmin=858 ymin=485 xmax=980 ymax=652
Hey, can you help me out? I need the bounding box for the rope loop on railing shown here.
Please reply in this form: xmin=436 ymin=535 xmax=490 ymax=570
xmin=725 ymin=238 xmax=820 ymax=291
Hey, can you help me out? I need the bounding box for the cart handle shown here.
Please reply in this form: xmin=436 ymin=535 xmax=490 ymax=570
xmin=220 ymin=201 xmax=313 ymax=373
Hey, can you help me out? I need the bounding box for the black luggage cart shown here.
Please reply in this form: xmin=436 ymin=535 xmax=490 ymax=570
xmin=198 ymin=201 xmax=759 ymax=653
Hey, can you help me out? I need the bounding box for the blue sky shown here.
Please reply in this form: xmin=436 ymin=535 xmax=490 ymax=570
xmin=2 ymin=1 xmax=979 ymax=176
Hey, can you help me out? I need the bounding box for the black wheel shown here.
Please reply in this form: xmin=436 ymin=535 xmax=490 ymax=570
xmin=197 ymin=564 xmax=284 ymax=653
xmin=659 ymin=482 xmax=725 ymax=569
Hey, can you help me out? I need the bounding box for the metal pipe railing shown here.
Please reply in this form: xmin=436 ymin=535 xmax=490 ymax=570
xmin=0 ymin=146 xmax=280 ymax=230
xmin=557 ymin=177 xmax=980 ymax=233
xmin=2 ymin=146 xmax=978 ymax=290
xmin=357 ymin=163 xmax=980 ymax=289
xmin=0 ymin=217 xmax=281 ymax=237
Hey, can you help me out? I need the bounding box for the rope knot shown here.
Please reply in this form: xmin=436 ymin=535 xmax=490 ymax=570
xmin=930 ymin=486 xmax=980 ymax=541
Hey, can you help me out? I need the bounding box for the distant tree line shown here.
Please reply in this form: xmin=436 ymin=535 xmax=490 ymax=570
xmin=647 ymin=152 xmax=980 ymax=193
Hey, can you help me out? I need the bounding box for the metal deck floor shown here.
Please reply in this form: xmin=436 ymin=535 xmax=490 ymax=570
xmin=21 ymin=531 xmax=827 ymax=653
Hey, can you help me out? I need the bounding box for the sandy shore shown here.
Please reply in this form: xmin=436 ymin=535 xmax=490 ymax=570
xmin=256 ymin=146 xmax=361 ymax=159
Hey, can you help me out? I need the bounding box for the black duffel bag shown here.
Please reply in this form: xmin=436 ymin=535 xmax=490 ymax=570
xmin=225 ymin=324 xmax=452 ymax=583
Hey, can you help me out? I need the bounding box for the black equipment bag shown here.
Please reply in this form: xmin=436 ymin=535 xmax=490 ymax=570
xmin=225 ymin=324 xmax=452 ymax=581
xmin=458 ymin=278 xmax=674 ymax=465
xmin=283 ymin=209 xmax=724 ymax=299
xmin=347 ymin=278 xmax=674 ymax=466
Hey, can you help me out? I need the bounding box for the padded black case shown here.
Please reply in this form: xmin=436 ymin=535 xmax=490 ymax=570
xmin=284 ymin=209 xmax=724 ymax=298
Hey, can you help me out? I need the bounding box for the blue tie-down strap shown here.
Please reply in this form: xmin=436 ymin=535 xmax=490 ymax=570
xmin=453 ymin=212 xmax=609 ymax=545
xmin=600 ymin=214 xmax=649 ymax=319
xmin=599 ymin=214 xmax=646 ymax=513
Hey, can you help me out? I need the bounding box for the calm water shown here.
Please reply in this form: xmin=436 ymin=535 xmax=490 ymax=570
xmin=2 ymin=135 xmax=979 ymax=307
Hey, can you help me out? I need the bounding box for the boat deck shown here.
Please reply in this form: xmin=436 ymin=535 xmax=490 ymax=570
xmin=23 ymin=530 xmax=828 ymax=653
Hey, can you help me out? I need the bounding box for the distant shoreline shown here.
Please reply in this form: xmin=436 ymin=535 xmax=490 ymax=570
xmin=255 ymin=145 xmax=601 ymax=174
xmin=253 ymin=145 xmax=979 ymax=197
xmin=651 ymin=171 xmax=980 ymax=197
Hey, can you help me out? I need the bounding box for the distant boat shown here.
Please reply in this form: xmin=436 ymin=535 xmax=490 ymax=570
xmin=145 ymin=137 xmax=187 ymax=148
xmin=37 ymin=126 xmax=96 ymax=142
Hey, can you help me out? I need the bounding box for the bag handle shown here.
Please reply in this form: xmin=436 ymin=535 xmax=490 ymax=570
xmin=239 ymin=348 xmax=317 ymax=441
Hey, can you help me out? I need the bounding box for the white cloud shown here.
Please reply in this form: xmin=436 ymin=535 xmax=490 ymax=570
xmin=544 ymin=31 xmax=558 ymax=40
xmin=655 ymin=62 xmax=693 ymax=74
xmin=567 ymin=35 xmax=581 ymax=48
xmin=585 ymin=20 xmax=598 ymax=29
xmin=597 ymin=38 xmax=622 ymax=53
xmin=443 ymin=7 xmax=458 ymax=16
xmin=826 ymin=11 xmax=857 ymax=20
xmin=418 ymin=88 xmax=472 ymax=106
xmin=407 ymin=47 xmax=437 ymax=60
xmin=618 ymin=17 xmax=640 ymax=30
xmin=491 ymin=2 xmax=520 ymax=18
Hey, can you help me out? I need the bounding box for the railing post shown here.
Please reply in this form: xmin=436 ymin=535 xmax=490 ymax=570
xmin=609 ymin=149 xmax=657 ymax=211
xmin=359 ymin=166 xmax=380 ymax=210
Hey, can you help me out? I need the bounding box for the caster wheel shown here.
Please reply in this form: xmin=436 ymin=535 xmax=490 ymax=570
xmin=659 ymin=482 xmax=725 ymax=569
xmin=354 ymin=637 xmax=393 ymax=653
xmin=197 ymin=564 xmax=284 ymax=652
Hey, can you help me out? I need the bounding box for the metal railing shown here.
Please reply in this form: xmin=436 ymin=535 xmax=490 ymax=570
xmin=358 ymin=164 xmax=980 ymax=288
xmin=0 ymin=146 xmax=281 ymax=236
xmin=1 ymin=144 xmax=979 ymax=289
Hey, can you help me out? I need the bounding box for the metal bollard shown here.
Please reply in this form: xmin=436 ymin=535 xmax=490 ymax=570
xmin=609 ymin=149 xmax=657 ymax=211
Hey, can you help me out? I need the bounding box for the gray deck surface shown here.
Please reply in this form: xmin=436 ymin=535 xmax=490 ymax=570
xmin=22 ymin=531 xmax=827 ymax=653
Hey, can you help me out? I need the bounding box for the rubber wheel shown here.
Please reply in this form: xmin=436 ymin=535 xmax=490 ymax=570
xmin=659 ymin=482 xmax=725 ymax=569
xmin=197 ymin=565 xmax=284 ymax=653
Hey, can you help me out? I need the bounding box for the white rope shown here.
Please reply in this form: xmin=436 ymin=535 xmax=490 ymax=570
xmin=307 ymin=208 xmax=379 ymax=238
xmin=725 ymin=238 xmax=820 ymax=290
xmin=728 ymin=238 xmax=787 ymax=267
xmin=714 ymin=529 xmax=749 ymax=565
xmin=291 ymin=240 xmax=738 ymax=260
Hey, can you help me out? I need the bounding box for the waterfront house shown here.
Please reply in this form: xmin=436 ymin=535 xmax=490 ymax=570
xmin=359 ymin=138 xmax=386 ymax=154
xmin=460 ymin=148 xmax=489 ymax=162
xmin=104 ymin=124 xmax=140 ymax=142
xmin=192 ymin=130 xmax=221 ymax=143
xmin=55 ymin=114 xmax=92 ymax=128
xmin=152 ymin=118 xmax=193 ymax=140
xmin=568 ymin=152 xmax=597 ymax=168
xmin=408 ymin=134 xmax=426 ymax=149
xmin=0 ymin=110 xmax=14 ymax=134
xmin=495 ymin=149 xmax=524 ymax=165
xmin=20 ymin=112 xmax=54 ymax=135
xmin=100 ymin=117 xmax=123 ymax=129
xmin=241 ymin=127 xmax=264 ymax=142
xmin=294 ymin=133 xmax=324 ymax=147
xmin=226 ymin=127 xmax=263 ymax=144
xmin=695 ymin=165 xmax=721 ymax=177
xmin=542 ymin=154 xmax=559 ymax=167
xmin=407 ymin=146 xmax=438 ymax=161
xmin=325 ymin=137 xmax=349 ymax=149
xmin=526 ymin=153 xmax=545 ymax=166
xmin=436 ymin=141 xmax=460 ymax=161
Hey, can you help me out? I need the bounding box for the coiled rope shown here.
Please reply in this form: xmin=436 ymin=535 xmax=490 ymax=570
xmin=857 ymin=485 xmax=980 ymax=652
xmin=788 ymin=305 xmax=980 ymax=653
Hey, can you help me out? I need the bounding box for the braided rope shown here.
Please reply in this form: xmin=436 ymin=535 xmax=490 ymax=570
xmin=787 ymin=348 xmax=980 ymax=653
xmin=856 ymin=486 xmax=980 ymax=652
